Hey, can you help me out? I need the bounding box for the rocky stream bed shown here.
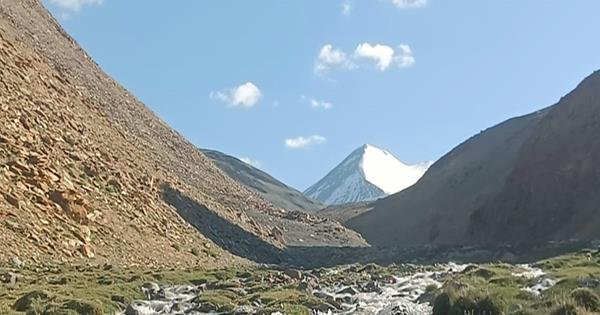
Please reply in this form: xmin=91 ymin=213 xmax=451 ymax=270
xmin=3 ymin=247 xmax=600 ymax=315
xmin=118 ymin=263 xmax=556 ymax=315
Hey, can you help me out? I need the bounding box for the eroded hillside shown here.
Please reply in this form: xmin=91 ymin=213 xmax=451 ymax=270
xmin=0 ymin=0 xmax=363 ymax=267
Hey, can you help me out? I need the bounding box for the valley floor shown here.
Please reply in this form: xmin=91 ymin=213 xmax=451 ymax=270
xmin=1 ymin=245 xmax=599 ymax=315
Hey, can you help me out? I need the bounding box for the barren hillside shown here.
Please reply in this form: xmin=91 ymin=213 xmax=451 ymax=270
xmin=0 ymin=0 xmax=363 ymax=267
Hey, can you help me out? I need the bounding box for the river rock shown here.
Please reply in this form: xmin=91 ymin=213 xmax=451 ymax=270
xmin=336 ymin=286 xmax=358 ymax=295
xmin=141 ymin=282 xmax=161 ymax=299
xmin=363 ymin=280 xmax=382 ymax=293
xmin=284 ymin=268 xmax=303 ymax=280
xmin=313 ymin=302 xmax=337 ymax=312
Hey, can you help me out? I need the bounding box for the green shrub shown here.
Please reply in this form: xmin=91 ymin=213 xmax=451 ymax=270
xmin=549 ymin=303 xmax=580 ymax=315
xmin=426 ymin=284 xmax=439 ymax=293
xmin=570 ymin=288 xmax=600 ymax=311
xmin=476 ymin=296 xmax=504 ymax=315
xmin=450 ymin=295 xmax=478 ymax=315
xmin=62 ymin=300 xmax=103 ymax=315
xmin=471 ymin=268 xmax=496 ymax=280
xmin=433 ymin=291 xmax=504 ymax=315
xmin=14 ymin=291 xmax=52 ymax=312
xmin=433 ymin=293 xmax=451 ymax=315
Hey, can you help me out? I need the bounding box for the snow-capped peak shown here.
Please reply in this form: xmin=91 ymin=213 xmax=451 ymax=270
xmin=360 ymin=144 xmax=431 ymax=194
xmin=304 ymin=144 xmax=432 ymax=205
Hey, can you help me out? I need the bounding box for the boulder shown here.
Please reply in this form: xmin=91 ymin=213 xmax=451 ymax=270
xmin=283 ymin=269 xmax=302 ymax=280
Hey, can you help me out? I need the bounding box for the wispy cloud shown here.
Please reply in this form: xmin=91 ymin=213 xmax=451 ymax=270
xmin=285 ymin=135 xmax=327 ymax=149
xmin=310 ymin=99 xmax=333 ymax=110
xmin=341 ymin=1 xmax=353 ymax=16
xmin=240 ymin=157 xmax=261 ymax=168
xmin=50 ymin=0 xmax=103 ymax=12
xmin=390 ymin=0 xmax=427 ymax=8
xmin=396 ymin=44 xmax=416 ymax=68
xmin=302 ymin=96 xmax=333 ymax=110
xmin=314 ymin=44 xmax=355 ymax=75
xmin=210 ymin=82 xmax=262 ymax=108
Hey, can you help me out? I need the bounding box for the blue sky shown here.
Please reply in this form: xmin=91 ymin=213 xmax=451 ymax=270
xmin=44 ymin=0 xmax=600 ymax=191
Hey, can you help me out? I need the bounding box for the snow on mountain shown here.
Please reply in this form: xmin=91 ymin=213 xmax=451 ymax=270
xmin=304 ymin=144 xmax=432 ymax=205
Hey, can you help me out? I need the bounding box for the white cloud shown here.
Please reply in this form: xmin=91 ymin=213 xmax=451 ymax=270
xmin=285 ymin=135 xmax=327 ymax=149
xmin=50 ymin=0 xmax=103 ymax=12
xmin=314 ymin=44 xmax=354 ymax=75
xmin=310 ymin=99 xmax=333 ymax=110
xmin=341 ymin=1 xmax=353 ymax=16
xmin=354 ymin=43 xmax=395 ymax=71
xmin=396 ymin=44 xmax=416 ymax=68
xmin=302 ymin=96 xmax=333 ymax=110
xmin=390 ymin=0 xmax=427 ymax=8
xmin=315 ymin=42 xmax=415 ymax=74
xmin=210 ymin=82 xmax=262 ymax=108
xmin=240 ymin=157 xmax=261 ymax=168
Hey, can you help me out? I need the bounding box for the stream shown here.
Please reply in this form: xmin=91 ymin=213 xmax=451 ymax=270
xmin=120 ymin=262 xmax=555 ymax=315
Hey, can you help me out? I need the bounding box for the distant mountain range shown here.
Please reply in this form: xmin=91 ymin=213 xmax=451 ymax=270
xmin=201 ymin=149 xmax=324 ymax=212
xmin=340 ymin=70 xmax=600 ymax=247
xmin=304 ymin=144 xmax=432 ymax=205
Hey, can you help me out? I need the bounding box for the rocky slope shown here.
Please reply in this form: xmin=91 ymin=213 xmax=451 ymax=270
xmin=305 ymin=144 xmax=431 ymax=205
xmin=201 ymin=149 xmax=324 ymax=213
xmin=345 ymin=71 xmax=600 ymax=247
xmin=0 ymin=0 xmax=363 ymax=267
xmin=469 ymin=70 xmax=600 ymax=243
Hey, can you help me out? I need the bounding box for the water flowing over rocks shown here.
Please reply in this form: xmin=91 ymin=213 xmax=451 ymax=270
xmin=119 ymin=263 xmax=469 ymax=315
xmin=513 ymin=264 xmax=556 ymax=297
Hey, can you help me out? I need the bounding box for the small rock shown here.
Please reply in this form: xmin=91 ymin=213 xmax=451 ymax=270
xmin=75 ymin=226 xmax=92 ymax=243
xmin=125 ymin=302 xmax=148 ymax=315
xmin=579 ymin=277 xmax=600 ymax=288
xmin=298 ymin=280 xmax=314 ymax=293
xmin=336 ymin=286 xmax=358 ymax=295
xmin=196 ymin=302 xmax=219 ymax=313
xmin=233 ymin=305 xmax=256 ymax=315
xmin=270 ymin=226 xmax=285 ymax=243
xmin=283 ymin=268 xmax=302 ymax=280
xmin=80 ymin=244 xmax=94 ymax=258
xmin=11 ymin=256 xmax=25 ymax=269
xmin=1 ymin=272 xmax=19 ymax=285
xmin=363 ymin=280 xmax=382 ymax=293
xmin=339 ymin=295 xmax=358 ymax=305
xmin=110 ymin=295 xmax=129 ymax=305
xmin=170 ymin=302 xmax=185 ymax=312
xmin=313 ymin=291 xmax=334 ymax=300
xmin=313 ymin=302 xmax=337 ymax=312
xmin=141 ymin=282 xmax=161 ymax=299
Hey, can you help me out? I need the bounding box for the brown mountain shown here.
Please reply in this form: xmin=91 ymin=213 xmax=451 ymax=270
xmin=0 ymin=0 xmax=363 ymax=267
xmin=469 ymin=70 xmax=600 ymax=243
xmin=201 ymin=149 xmax=324 ymax=213
xmin=345 ymin=71 xmax=600 ymax=247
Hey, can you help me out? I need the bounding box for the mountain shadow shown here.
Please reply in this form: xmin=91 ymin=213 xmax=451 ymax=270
xmin=162 ymin=183 xmax=594 ymax=269
xmin=161 ymin=184 xmax=286 ymax=264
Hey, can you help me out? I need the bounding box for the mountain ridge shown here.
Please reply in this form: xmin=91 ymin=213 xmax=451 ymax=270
xmin=201 ymin=148 xmax=324 ymax=212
